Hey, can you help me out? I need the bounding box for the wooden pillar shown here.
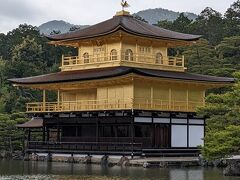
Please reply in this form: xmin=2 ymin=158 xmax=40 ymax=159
xmin=28 ymin=129 xmax=31 ymax=142
xmin=57 ymin=90 xmax=60 ymax=111
xmin=152 ymin=116 xmax=155 ymax=148
xmin=169 ymin=113 xmax=172 ymax=148
xmin=131 ymin=114 xmax=134 ymax=159
xmin=42 ymin=126 xmax=46 ymax=142
xmin=203 ymin=90 xmax=206 ymax=106
xmin=169 ymin=88 xmax=172 ymax=110
xmin=46 ymin=128 xmax=49 ymax=141
xmin=186 ymin=89 xmax=189 ymax=111
xmin=57 ymin=120 xmax=60 ymax=142
xmin=187 ymin=114 xmax=189 ymax=148
xmin=135 ymin=40 xmax=138 ymax=62
xmin=182 ymin=55 xmax=185 ymax=67
xmin=119 ymin=35 xmax=123 ymax=60
xmin=96 ymin=119 xmax=99 ymax=142
xmin=62 ymin=54 xmax=64 ymax=67
xmin=150 ymin=87 xmax=153 ymax=108
xmin=43 ymin=90 xmax=46 ymax=111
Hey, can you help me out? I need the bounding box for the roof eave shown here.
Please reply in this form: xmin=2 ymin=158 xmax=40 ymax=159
xmin=46 ymin=26 xmax=202 ymax=43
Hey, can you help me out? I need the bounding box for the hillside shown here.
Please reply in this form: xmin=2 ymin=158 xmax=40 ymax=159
xmin=134 ymin=8 xmax=197 ymax=24
xmin=38 ymin=8 xmax=197 ymax=35
xmin=38 ymin=20 xmax=88 ymax=35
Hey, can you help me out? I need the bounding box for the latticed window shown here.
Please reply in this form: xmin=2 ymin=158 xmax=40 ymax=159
xmin=156 ymin=52 xmax=163 ymax=64
xmin=110 ymin=49 xmax=118 ymax=60
xmin=125 ymin=49 xmax=133 ymax=61
xmin=83 ymin=52 xmax=90 ymax=63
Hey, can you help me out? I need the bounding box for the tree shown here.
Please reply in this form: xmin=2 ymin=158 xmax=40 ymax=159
xmin=191 ymin=7 xmax=225 ymax=45
xmin=5 ymin=36 xmax=46 ymax=78
xmin=224 ymin=1 xmax=240 ymax=37
xmin=182 ymin=39 xmax=219 ymax=75
xmin=198 ymin=72 xmax=240 ymax=160
xmin=157 ymin=20 xmax=173 ymax=30
xmin=0 ymin=113 xmax=28 ymax=152
xmin=215 ymin=36 xmax=240 ymax=76
xmin=172 ymin=13 xmax=192 ymax=33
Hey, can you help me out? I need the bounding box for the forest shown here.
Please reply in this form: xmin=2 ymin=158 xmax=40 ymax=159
xmin=0 ymin=1 xmax=239 ymax=159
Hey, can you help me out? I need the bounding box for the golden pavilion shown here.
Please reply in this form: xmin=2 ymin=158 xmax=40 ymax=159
xmin=10 ymin=9 xmax=234 ymax=156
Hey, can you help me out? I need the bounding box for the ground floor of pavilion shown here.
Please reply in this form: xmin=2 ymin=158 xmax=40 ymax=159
xmin=19 ymin=110 xmax=205 ymax=157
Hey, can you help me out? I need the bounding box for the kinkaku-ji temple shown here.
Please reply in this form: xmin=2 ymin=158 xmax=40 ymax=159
xmin=9 ymin=8 xmax=234 ymax=157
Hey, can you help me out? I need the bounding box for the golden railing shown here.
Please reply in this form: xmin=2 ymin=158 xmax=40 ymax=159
xmin=61 ymin=53 xmax=184 ymax=70
xmin=26 ymin=98 xmax=203 ymax=113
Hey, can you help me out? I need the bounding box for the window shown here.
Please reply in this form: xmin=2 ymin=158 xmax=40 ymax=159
xmin=110 ymin=49 xmax=118 ymax=61
xmin=139 ymin=46 xmax=151 ymax=54
xmin=125 ymin=49 xmax=133 ymax=61
xmin=83 ymin=52 xmax=90 ymax=63
xmin=156 ymin=52 xmax=163 ymax=64
xmin=62 ymin=126 xmax=77 ymax=137
xmin=99 ymin=125 xmax=115 ymax=137
xmin=116 ymin=126 xmax=130 ymax=137
xmin=134 ymin=125 xmax=151 ymax=137
xmin=77 ymin=125 xmax=96 ymax=137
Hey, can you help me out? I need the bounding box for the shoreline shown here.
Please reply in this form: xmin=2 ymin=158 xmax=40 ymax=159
xmin=1 ymin=151 xmax=240 ymax=176
xmin=23 ymin=153 xmax=201 ymax=168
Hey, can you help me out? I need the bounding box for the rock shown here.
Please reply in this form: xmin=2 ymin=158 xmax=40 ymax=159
xmin=0 ymin=151 xmax=12 ymax=159
xmin=198 ymin=154 xmax=209 ymax=167
xmin=12 ymin=151 xmax=24 ymax=160
xmin=23 ymin=153 xmax=30 ymax=161
xmin=224 ymin=160 xmax=240 ymax=176
xmin=83 ymin=155 xmax=91 ymax=164
xmin=67 ymin=156 xmax=75 ymax=163
xmin=143 ymin=162 xmax=150 ymax=168
xmin=46 ymin=153 xmax=52 ymax=162
xmin=101 ymin=155 xmax=108 ymax=165
xmin=31 ymin=153 xmax=39 ymax=161
xmin=213 ymin=159 xmax=228 ymax=167
xmin=117 ymin=156 xmax=129 ymax=166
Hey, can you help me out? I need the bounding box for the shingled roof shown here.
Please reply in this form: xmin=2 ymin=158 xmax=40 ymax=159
xmin=16 ymin=117 xmax=43 ymax=128
xmin=47 ymin=14 xmax=201 ymax=42
xmin=9 ymin=66 xmax=234 ymax=85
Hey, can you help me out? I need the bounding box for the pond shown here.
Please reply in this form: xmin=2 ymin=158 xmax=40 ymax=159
xmin=0 ymin=160 xmax=240 ymax=180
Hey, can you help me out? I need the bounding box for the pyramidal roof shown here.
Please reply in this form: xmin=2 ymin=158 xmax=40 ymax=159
xmin=47 ymin=11 xmax=201 ymax=42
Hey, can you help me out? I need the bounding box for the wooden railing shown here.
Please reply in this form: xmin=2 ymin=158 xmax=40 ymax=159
xmin=27 ymin=141 xmax=143 ymax=155
xmin=61 ymin=53 xmax=185 ymax=71
xmin=26 ymin=98 xmax=204 ymax=113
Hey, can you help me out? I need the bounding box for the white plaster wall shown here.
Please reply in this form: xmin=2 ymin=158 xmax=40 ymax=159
xmin=171 ymin=125 xmax=188 ymax=147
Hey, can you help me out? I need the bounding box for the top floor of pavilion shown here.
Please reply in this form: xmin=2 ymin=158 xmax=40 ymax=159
xmin=46 ymin=10 xmax=201 ymax=72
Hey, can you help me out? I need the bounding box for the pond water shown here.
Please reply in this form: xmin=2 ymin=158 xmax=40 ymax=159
xmin=0 ymin=160 xmax=240 ymax=180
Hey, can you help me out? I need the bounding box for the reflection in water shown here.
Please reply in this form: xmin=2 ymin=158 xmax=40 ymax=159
xmin=0 ymin=160 xmax=239 ymax=180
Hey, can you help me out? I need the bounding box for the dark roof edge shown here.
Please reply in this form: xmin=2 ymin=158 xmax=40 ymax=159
xmin=46 ymin=25 xmax=202 ymax=42
xmin=8 ymin=68 xmax=235 ymax=85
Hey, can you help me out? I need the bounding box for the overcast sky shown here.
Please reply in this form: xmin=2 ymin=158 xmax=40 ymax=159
xmin=0 ymin=0 xmax=236 ymax=34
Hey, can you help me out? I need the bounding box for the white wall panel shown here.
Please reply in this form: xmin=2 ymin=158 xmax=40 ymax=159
xmin=172 ymin=118 xmax=187 ymax=124
xmin=189 ymin=119 xmax=204 ymax=125
xmin=153 ymin=118 xmax=170 ymax=123
xmin=171 ymin=125 xmax=187 ymax=147
xmin=189 ymin=126 xmax=204 ymax=147
xmin=134 ymin=117 xmax=152 ymax=123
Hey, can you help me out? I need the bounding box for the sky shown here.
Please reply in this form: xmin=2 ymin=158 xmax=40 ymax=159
xmin=0 ymin=0 xmax=236 ymax=34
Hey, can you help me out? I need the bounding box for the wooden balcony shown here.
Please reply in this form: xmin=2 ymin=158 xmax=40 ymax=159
xmin=26 ymin=98 xmax=204 ymax=113
xmin=60 ymin=53 xmax=185 ymax=72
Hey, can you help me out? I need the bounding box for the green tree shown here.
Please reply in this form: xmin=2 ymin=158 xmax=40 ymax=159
xmin=191 ymin=7 xmax=225 ymax=45
xmin=198 ymin=72 xmax=240 ymax=159
xmin=183 ymin=39 xmax=219 ymax=74
xmin=172 ymin=13 xmax=192 ymax=33
xmin=224 ymin=1 xmax=240 ymax=37
xmin=0 ymin=113 xmax=28 ymax=152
